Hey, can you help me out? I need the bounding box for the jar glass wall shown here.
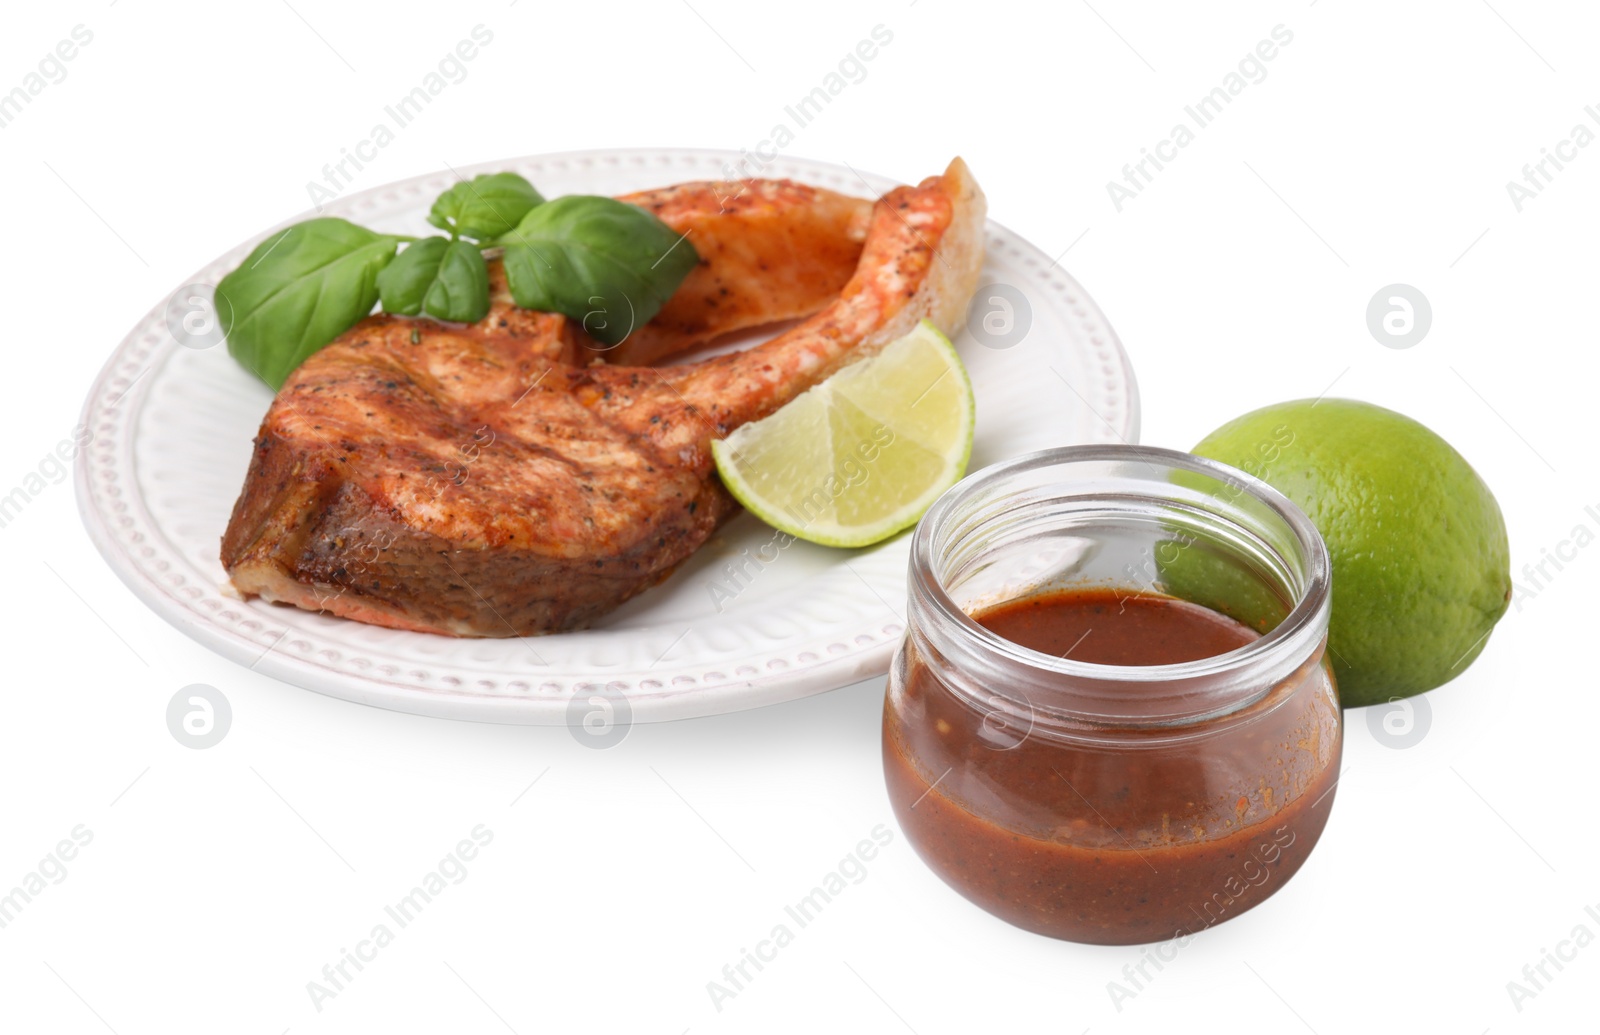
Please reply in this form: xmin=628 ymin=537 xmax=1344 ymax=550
xmin=883 ymin=446 xmax=1342 ymax=945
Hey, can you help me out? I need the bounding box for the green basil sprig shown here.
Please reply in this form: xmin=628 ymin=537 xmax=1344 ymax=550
xmin=214 ymin=171 xmax=699 ymax=388
xmin=497 ymin=196 xmax=698 ymax=348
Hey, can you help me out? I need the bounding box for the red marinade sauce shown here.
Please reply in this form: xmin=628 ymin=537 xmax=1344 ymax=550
xmin=884 ymin=587 xmax=1340 ymax=944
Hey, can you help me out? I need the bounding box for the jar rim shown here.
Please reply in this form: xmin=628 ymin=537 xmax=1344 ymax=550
xmin=909 ymin=444 xmax=1332 ymax=700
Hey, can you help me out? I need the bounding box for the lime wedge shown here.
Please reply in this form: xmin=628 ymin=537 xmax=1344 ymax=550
xmin=712 ymin=320 xmax=976 ymax=548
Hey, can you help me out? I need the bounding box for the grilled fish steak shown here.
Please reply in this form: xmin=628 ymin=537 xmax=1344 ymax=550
xmin=221 ymin=159 xmax=986 ymax=636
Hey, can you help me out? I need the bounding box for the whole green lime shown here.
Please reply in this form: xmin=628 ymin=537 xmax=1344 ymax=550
xmin=1192 ymin=399 xmax=1511 ymax=708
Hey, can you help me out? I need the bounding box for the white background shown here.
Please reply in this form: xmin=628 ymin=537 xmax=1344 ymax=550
xmin=2 ymin=1 xmax=1596 ymax=1032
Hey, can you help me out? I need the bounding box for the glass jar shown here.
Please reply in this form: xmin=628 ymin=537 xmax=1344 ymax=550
xmin=883 ymin=446 xmax=1342 ymax=945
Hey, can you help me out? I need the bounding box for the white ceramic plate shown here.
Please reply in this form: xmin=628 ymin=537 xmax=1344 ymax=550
xmin=75 ymin=148 xmax=1139 ymax=725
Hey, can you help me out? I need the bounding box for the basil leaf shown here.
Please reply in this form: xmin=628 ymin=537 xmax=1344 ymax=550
xmin=499 ymin=196 xmax=699 ymax=347
xmin=377 ymin=237 xmax=448 ymax=316
xmin=428 ymin=172 xmax=545 ymax=241
xmin=378 ymin=237 xmax=490 ymax=323
xmin=216 ymin=218 xmax=401 ymax=389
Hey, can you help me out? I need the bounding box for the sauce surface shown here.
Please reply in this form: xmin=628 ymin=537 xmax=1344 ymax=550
xmin=977 ymin=588 xmax=1259 ymax=666
xmin=884 ymin=587 xmax=1341 ymax=945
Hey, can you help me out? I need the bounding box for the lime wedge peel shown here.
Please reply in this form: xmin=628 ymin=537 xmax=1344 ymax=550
xmin=711 ymin=320 xmax=976 ymax=548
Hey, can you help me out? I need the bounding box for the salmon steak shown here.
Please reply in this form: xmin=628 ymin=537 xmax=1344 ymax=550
xmin=221 ymin=159 xmax=987 ymax=636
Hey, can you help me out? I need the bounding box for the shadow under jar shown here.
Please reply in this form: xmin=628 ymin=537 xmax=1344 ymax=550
xmin=883 ymin=446 xmax=1342 ymax=945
